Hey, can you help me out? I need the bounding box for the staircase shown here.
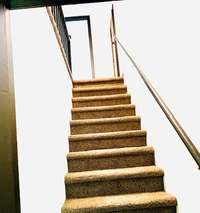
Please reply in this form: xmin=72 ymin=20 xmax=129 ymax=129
xmin=62 ymin=77 xmax=177 ymax=213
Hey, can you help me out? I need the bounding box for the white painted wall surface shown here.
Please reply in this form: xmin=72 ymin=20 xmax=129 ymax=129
xmin=11 ymin=1 xmax=200 ymax=212
xmin=115 ymin=1 xmax=200 ymax=212
xmin=11 ymin=8 xmax=72 ymax=213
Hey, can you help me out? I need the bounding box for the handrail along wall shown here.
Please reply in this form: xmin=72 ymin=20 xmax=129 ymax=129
xmin=114 ymin=35 xmax=200 ymax=169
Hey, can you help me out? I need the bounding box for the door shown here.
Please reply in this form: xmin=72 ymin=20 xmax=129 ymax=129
xmin=65 ymin=16 xmax=95 ymax=80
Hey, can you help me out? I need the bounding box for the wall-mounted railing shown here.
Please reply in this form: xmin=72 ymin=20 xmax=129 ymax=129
xmin=110 ymin=5 xmax=200 ymax=169
xmin=47 ymin=6 xmax=73 ymax=82
xmin=114 ymin=34 xmax=200 ymax=169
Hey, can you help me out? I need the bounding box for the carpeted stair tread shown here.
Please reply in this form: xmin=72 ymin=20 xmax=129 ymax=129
xmin=70 ymin=116 xmax=140 ymax=126
xmin=62 ymin=192 xmax=177 ymax=213
xmin=70 ymin=116 xmax=141 ymax=135
xmin=72 ymin=93 xmax=131 ymax=107
xmin=73 ymin=85 xmax=127 ymax=92
xmin=69 ymin=130 xmax=146 ymax=141
xmin=73 ymin=85 xmax=127 ymax=97
xmin=72 ymin=93 xmax=131 ymax=102
xmin=68 ymin=130 xmax=147 ymax=151
xmin=67 ymin=146 xmax=154 ymax=159
xmin=67 ymin=146 xmax=155 ymax=172
xmin=65 ymin=166 xmax=163 ymax=184
xmin=71 ymin=104 xmax=135 ymax=119
xmin=65 ymin=166 xmax=164 ymax=198
xmin=73 ymin=77 xmax=124 ymax=88
xmin=73 ymin=77 xmax=123 ymax=84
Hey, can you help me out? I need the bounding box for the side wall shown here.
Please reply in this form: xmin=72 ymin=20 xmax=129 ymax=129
xmin=0 ymin=2 xmax=20 ymax=212
xmin=115 ymin=0 xmax=200 ymax=212
xmin=11 ymin=8 xmax=72 ymax=213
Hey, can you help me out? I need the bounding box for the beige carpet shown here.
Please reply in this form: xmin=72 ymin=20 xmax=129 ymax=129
xmin=62 ymin=77 xmax=177 ymax=213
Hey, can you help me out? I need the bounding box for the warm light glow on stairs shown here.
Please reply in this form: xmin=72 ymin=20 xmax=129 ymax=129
xmin=62 ymin=77 xmax=177 ymax=212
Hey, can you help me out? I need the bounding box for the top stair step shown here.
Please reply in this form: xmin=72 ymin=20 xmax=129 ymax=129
xmin=72 ymin=85 xmax=127 ymax=97
xmin=73 ymin=77 xmax=124 ymax=88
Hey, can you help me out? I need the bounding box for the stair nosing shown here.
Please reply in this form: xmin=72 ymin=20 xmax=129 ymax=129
xmin=73 ymin=85 xmax=127 ymax=92
xmin=62 ymin=192 xmax=177 ymax=211
xmin=67 ymin=146 xmax=154 ymax=160
xmin=73 ymin=77 xmax=123 ymax=84
xmin=65 ymin=166 xmax=164 ymax=184
xmin=71 ymin=104 xmax=135 ymax=113
xmin=69 ymin=130 xmax=146 ymax=141
xmin=70 ymin=116 xmax=140 ymax=126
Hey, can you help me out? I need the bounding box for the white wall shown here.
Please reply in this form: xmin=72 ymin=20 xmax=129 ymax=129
xmin=114 ymin=0 xmax=200 ymax=212
xmin=11 ymin=8 xmax=72 ymax=213
xmin=11 ymin=1 xmax=200 ymax=213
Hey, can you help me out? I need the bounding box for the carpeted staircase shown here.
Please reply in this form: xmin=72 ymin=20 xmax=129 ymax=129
xmin=62 ymin=77 xmax=177 ymax=213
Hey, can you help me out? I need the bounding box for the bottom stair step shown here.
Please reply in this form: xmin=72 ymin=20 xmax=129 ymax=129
xmin=62 ymin=191 xmax=177 ymax=213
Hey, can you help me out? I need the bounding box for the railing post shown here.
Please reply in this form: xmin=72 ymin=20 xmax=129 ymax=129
xmin=111 ymin=5 xmax=120 ymax=77
xmin=110 ymin=21 xmax=117 ymax=77
xmin=0 ymin=1 xmax=21 ymax=212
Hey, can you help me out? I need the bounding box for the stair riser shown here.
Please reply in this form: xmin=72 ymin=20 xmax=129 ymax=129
xmin=66 ymin=176 xmax=164 ymax=198
xmin=72 ymin=108 xmax=135 ymax=120
xmin=113 ymin=207 xmax=177 ymax=213
xmin=73 ymin=81 xmax=124 ymax=88
xmin=73 ymin=88 xmax=127 ymax=98
xmin=72 ymin=97 xmax=131 ymax=108
xmin=69 ymin=135 xmax=146 ymax=152
xmin=71 ymin=120 xmax=141 ymax=135
xmin=68 ymin=153 xmax=155 ymax=172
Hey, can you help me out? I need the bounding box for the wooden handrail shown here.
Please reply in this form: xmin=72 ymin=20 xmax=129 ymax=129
xmin=115 ymin=36 xmax=200 ymax=169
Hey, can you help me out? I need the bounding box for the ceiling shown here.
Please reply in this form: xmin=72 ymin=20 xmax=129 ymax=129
xmin=7 ymin=0 xmax=121 ymax=10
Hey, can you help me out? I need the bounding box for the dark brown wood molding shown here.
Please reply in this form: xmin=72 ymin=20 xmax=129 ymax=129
xmin=7 ymin=0 xmax=121 ymax=10
xmin=0 ymin=1 xmax=21 ymax=212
